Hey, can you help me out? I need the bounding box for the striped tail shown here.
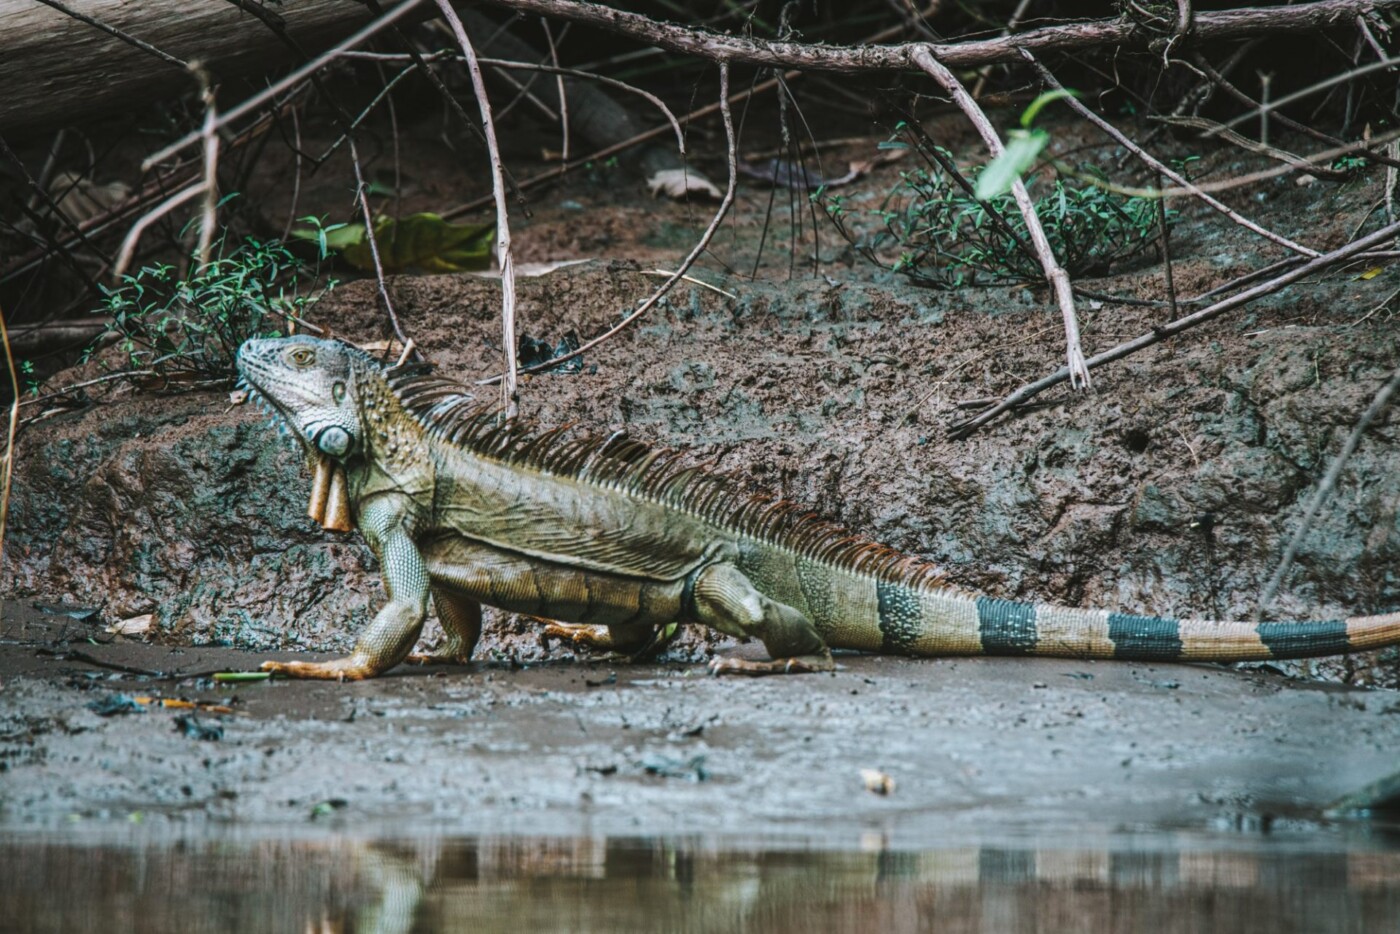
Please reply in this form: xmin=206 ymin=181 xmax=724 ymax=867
xmin=872 ymin=588 xmax=1400 ymax=662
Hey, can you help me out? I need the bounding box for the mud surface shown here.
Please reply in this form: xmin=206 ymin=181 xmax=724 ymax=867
xmin=4 ymin=605 xmax=1400 ymax=840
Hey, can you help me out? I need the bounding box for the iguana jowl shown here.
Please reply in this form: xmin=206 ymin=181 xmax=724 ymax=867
xmin=235 ymin=335 xmax=1400 ymax=680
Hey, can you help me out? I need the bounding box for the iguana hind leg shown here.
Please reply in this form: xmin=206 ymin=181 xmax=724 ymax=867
xmin=406 ymin=586 xmax=483 ymax=666
xmin=690 ymin=564 xmax=835 ymax=676
xmin=543 ymin=620 xmax=660 ymax=659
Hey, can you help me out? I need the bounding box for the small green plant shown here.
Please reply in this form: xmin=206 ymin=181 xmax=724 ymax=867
xmin=821 ymin=134 xmax=1170 ymax=288
xmin=19 ymin=359 xmax=39 ymax=396
xmin=98 ymin=236 xmax=333 ymax=381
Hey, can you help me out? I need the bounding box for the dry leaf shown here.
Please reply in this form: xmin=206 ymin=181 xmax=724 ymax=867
xmin=860 ymin=768 xmax=896 ymax=795
xmin=647 ymin=168 xmax=723 ymax=200
xmin=106 ymin=613 xmax=153 ymax=636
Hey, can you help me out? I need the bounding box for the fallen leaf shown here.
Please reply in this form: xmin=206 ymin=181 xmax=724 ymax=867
xmin=293 ymin=213 xmax=495 ymax=273
xmin=647 ymin=168 xmax=723 ymax=200
xmin=1356 ymin=267 xmax=1385 ymax=280
xmin=106 ymin=613 xmax=153 ymax=636
xmin=860 ymin=768 xmax=895 ymax=795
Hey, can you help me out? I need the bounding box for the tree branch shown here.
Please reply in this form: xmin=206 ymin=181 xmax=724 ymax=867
xmin=475 ymin=0 xmax=1397 ymax=71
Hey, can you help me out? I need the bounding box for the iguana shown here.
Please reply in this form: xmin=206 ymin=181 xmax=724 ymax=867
xmin=235 ymin=335 xmax=1400 ymax=680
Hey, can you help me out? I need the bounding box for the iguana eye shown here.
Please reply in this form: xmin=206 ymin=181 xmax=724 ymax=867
xmin=289 ymin=348 xmax=316 ymax=367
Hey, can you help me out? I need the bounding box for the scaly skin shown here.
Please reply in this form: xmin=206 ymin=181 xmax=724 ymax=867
xmin=235 ymin=336 xmax=1400 ymax=680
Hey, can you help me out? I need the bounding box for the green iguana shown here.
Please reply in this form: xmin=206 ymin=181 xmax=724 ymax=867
xmin=235 ymin=335 xmax=1400 ymax=681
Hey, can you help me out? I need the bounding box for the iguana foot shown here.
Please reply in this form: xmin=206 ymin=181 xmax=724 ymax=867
xmin=542 ymin=622 xmax=616 ymax=651
xmin=404 ymin=651 xmax=472 ymax=666
xmin=707 ymin=651 xmax=836 ymax=677
xmin=261 ymin=657 xmax=379 ymax=681
xmin=405 ymin=637 xmax=475 ymax=666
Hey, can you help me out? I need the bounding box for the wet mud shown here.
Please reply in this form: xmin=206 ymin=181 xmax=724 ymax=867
xmin=4 ymin=605 xmax=1400 ymax=842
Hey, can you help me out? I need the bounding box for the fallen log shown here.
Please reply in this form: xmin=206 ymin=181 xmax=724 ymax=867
xmin=0 ymin=0 xmax=382 ymax=139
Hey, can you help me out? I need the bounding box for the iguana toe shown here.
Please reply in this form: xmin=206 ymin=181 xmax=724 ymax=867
xmin=261 ymin=658 xmax=379 ymax=681
xmin=707 ymin=652 xmax=836 ymax=677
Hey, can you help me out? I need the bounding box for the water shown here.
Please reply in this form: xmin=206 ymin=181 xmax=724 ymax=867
xmin=4 ymin=830 xmax=1399 ymax=933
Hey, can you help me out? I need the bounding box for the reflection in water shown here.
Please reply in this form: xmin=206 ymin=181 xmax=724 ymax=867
xmin=3 ymin=834 xmax=1400 ymax=933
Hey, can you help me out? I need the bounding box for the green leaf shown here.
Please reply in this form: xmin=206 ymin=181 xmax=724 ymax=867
xmin=974 ymin=129 xmax=1049 ymax=200
xmin=292 ymin=213 xmax=496 ymax=273
xmin=213 ymin=671 xmax=272 ymax=682
xmin=1020 ymin=88 xmax=1080 ymax=128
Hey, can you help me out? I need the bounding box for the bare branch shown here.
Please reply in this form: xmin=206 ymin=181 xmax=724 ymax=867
xmin=193 ymin=63 xmax=220 ymax=269
xmin=912 ymin=46 xmax=1090 ymax=390
xmin=475 ymin=0 xmax=1397 ymax=71
xmin=31 ymin=0 xmax=187 ymax=69
xmin=348 ymin=137 xmax=411 ymax=353
xmin=1259 ymin=364 xmax=1400 ymax=614
xmin=949 ymin=219 xmax=1400 ymax=437
xmin=1216 ymin=52 xmax=1400 ymax=134
xmin=433 ymin=0 xmax=520 ymax=417
xmin=477 ymin=61 xmax=740 ymax=384
xmin=1024 ymin=52 xmax=1319 ymax=258
xmin=142 ymin=0 xmax=427 ymax=171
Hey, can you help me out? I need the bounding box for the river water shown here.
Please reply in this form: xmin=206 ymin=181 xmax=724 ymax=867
xmin=4 ymin=828 xmax=1399 ymax=933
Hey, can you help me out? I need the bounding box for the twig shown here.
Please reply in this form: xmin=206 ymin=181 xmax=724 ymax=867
xmin=1156 ymin=171 xmax=1177 ymax=318
xmin=340 ymin=51 xmax=688 ymax=155
xmin=348 ymin=138 xmax=411 ymax=353
xmin=280 ymin=106 xmax=304 ymax=242
xmin=949 ymin=219 xmax=1400 ymax=437
xmin=1156 ymin=114 xmax=1348 ymax=179
xmin=1183 ymin=53 xmax=1400 ymax=171
xmin=192 ymin=63 xmax=220 ymax=269
xmin=1215 ymin=53 xmax=1400 ymax=134
xmin=141 ymin=0 xmax=427 ymax=171
xmin=434 ymin=0 xmax=520 ymax=417
xmin=1258 ymin=364 xmax=1400 ymax=613
xmin=444 ymin=68 xmax=784 ymax=220
xmin=113 ymin=184 xmax=206 ymax=281
xmin=32 ymin=0 xmax=187 ymax=69
xmin=912 ymin=46 xmax=1090 ymax=389
xmin=0 ymin=297 xmax=20 ymax=620
xmin=541 ymin=19 xmax=569 ymax=162
xmin=315 ymin=65 xmax=419 ymax=164
xmin=1078 ymin=126 xmax=1400 ymax=199
xmin=477 ymin=61 xmax=739 ymax=384
xmin=971 ymin=0 xmax=1033 ymax=98
xmin=0 ymin=131 xmax=115 ymax=286
xmin=1024 ymin=52 xmax=1319 ymax=258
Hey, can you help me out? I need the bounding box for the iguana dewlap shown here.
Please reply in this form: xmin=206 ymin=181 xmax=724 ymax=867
xmin=235 ymin=336 xmax=1400 ymax=681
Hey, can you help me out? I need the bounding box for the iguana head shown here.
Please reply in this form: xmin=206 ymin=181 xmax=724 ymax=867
xmin=236 ymin=336 xmax=366 ymax=460
xmin=237 ymin=336 xmax=372 ymax=532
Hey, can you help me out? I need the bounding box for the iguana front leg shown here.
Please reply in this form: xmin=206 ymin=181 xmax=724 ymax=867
xmin=263 ymin=496 xmax=428 ymax=681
